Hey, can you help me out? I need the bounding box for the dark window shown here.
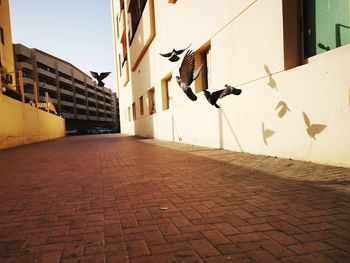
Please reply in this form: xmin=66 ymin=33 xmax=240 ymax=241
xmin=128 ymin=0 xmax=148 ymax=43
xmin=0 ymin=27 xmax=4 ymax=45
xmin=139 ymin=96 xmax=144 ymax=115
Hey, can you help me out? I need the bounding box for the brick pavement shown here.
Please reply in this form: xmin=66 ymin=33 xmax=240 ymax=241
xmin=0 ymin=134 xmax=349 ymax=263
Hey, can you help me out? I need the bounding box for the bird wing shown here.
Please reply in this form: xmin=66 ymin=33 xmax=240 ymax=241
xmin=90 ymin=71 xmax=99 ymax=79
xmin=159 ymin=51 xmax=173 ymax=57
xmin=218 ymin=86 xmax=231 ymax=99
xmin=193 ymin=62 xmax=203 ymax=81
xmin=99 ymin=72 xmax=111 ymax=80
xmin=179 ymin=50 xmax=195 ymax=86
xmin=174 ymin=44 xmax=191 ymax=55
xmin=211 ymin=89 xmax=225 ymax=102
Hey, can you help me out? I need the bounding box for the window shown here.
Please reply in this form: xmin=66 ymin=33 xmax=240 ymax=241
xmin=303 ymin=0 xmax=350 ymax=58
xmin=0 ymin=27 xmax=4 ymax=45
xmin=195 ymin=43 xmax=211 ymax=93
xmin=128 ymin=0 xmax=148 ymax=43
xmin=139 ymin=96 xmax=144 ymax=115
xmin=161 ymin=74 xmax=171 ymax=111
xmin=147 ymin=88 xmax=155 ymax=115
xmin=132 ymin=102 xmax=136 ymax=120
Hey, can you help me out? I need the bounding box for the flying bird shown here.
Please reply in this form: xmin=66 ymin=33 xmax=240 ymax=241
xmin=90 ymin=71 xmax=111 ymax=87
xmin=159 ymin=44 xmax=191 ymax=62
xmin=204 ymin=85 xmax=242 ymax=108
xmin=175 ymin=50 xmax=203 ymax=101
xmin=302 ymin=112 xmax=327 ymax=140
xmin=275 ymin=101 xmax=290 ymax=118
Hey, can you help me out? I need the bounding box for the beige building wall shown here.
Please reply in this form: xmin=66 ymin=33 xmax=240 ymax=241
xmin=112 ymin=0 xmax=350 ymax=167
xmin=0 ymin=87 xmax=65 ymax=149
xmin=0 ymin=0 xmax=16 ymax=89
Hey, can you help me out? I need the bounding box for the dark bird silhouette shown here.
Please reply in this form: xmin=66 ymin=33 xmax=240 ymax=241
xmin=160 ymin=44 xmax=191 ymax=62
xmin=203 ymin=85 xmax=242 ymax=108
xmin=90 ymin=71 xmax=111 ymax=87
xmin=302 ymin=112 xmax=327 ymax=140
xmin=175 ymin=50 xmax=203 ymax=101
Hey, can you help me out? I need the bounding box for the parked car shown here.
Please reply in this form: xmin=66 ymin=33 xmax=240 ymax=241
xmin=66 ymin=128 xmax=78 ymax=135
xmin=87 ymin=127 xmax=111 ymax=134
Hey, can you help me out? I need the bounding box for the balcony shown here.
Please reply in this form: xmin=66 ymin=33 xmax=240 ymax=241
xmin=89 ymin=116 xmax=97 ymax=121
xmin=23 ymin=77 xmax=34 ymax=85
xmin=58 ymin=76 xmax=72 ymax=85
xmin=77 ymin=114 xmax=88 ymax=120
xmin=60 ymin=89 xmax=73 ymax=96
xmin=75 ymin=93 xmax=86 ymax=100
xmin=74 ymin=81 xmax=85 ymax=89
xmin=62 ymin=112 xmax=74 ymax=119
xmin=40 ymin=83 xmax=57 ymax=92
xmin=38 ymin=68 xmax=56 ymax=79
xmin=61 ymin=101 xmax=74 ymax=107
xmin=87 ymin=97 xmax=96 ymax=103
xmin=118 ymin=9 xmax=126 ymax=43
xmin=17 ymin=61 xmax=33 ymax=71
xmin=76 ymin=103 xmax=87 ymax=110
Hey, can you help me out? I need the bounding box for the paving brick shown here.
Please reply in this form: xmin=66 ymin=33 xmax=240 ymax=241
xmin=190 ymin=239 xmax=220 ymax=257
xmin=288 ymin=241 xmax=333 ymax=255
xmin=125 ymin=240 xmax=150 ymax=258
xmin=264 ymin=230 xmax=297 ymax=246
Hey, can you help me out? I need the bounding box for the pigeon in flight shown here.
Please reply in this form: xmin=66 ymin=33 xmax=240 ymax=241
xmin=90 ymin=71 xmax=111 ymax=87
xmin=175 ymin=50 xmax=203 ymax=101
xmin=204 ymin=85 xmax=242 ymax=108
xmin=160 ymin=44 xmax=191 ymax=62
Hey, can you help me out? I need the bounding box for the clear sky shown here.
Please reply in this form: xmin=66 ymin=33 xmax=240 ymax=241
xmin=9 ymin=0 xmax=116 ymax=92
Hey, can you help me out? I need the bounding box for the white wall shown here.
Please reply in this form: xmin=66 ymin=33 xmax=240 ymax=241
xmin=114 ymin=0 xmax=350 ymax=167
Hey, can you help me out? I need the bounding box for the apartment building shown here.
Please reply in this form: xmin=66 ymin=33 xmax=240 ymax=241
xmin=13 ymin=43 xmax=116 ymax=131
xmin=112 ymin=0 xmax=350 ymax=167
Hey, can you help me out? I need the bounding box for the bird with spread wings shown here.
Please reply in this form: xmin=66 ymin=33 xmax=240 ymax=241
xmin=175 ymin=50 xmax=203 ymax=101
xmin=90 ymin=71 xmax=111 ymax=87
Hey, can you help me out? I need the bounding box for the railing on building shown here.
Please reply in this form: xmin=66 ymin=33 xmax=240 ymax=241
xmin=0 ymin=68 xmax=58 ymax=116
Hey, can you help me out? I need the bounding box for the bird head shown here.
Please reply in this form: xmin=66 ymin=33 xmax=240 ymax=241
xmin=175 ymin=76 xmax=181 ymax=86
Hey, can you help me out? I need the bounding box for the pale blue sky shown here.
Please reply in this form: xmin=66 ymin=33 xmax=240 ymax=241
xmin=9 ymin=0 xmax=116 ymax=92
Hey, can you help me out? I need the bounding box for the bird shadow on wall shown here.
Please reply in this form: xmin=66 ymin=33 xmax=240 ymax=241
xmin=264 ymin=64 xmax=278 ymax=91
xmin=275 ymin=101 xmax=290 ymax=118
xmin=218 ymin=108 xmax=244 ymax=152
xmin=302 ymin=112 xmax=327 ymax=140
xmin=262 ymin=122 xmax=275 ymax=146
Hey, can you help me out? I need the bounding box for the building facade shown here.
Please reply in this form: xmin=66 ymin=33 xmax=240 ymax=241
xmin=0 ymin=0 xmax=16 ymax=89
xmin=111 ymin=0 xmax=350 ymax=167
xmin=14 ymin=43 xmax=116 ymax=131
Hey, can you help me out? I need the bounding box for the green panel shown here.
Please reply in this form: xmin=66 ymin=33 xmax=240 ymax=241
xmin=304 ymin=0 xmax=350 ymax=58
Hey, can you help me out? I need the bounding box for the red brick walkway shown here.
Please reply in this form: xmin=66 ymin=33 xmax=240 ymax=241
xmin=0 ymin=135 xmax=349 ymax=263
